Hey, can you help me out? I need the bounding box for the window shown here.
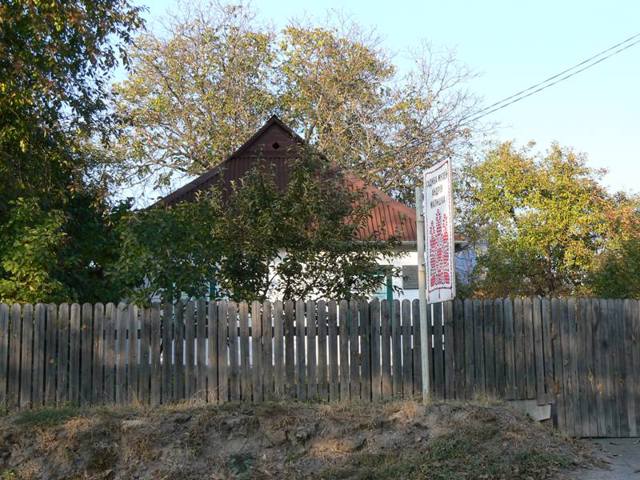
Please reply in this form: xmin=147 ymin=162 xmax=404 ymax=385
xmin=402 ymin=265 xmax=419 ymax=290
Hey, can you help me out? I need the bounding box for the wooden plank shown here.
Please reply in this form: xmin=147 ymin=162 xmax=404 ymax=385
xmin=161 ymin=303 xmax=173 ymax=404
xmin=317 ymin=300 xmax=328 ymax=401
xmin=306 ymin=300 xmax=317 ymax=400
xmin=228 ymin=301 xmax=240 ymax=401
xmin=371 ymin=299 xmax=382 ymax=401
xmin=20 ymin=304 xmax=33 ymax=408
xmin=607 ymin=300 xmax=620 ymax=437
xmin=463 ymin=299 xmax=474 ymax=399
xmin=391 ymin=300 xmax=402 ymax=398
xmin=574 ymin=299 xmax=588 ymax=437
xmin=561 ymin=299 xmax=576 ymax=436
xmin=174 ymin=302 xmax=185 ymax=401
xmin=196 ymin=299 xmax=207 ymax=401
xmin=150 ymin=303 xmax=161 ymax=406
xmin=217 ymin=302 xmax=228 ymax=403
xmin=252 ymin=301 xmax=263 ymax=402
xmin=284 ymin=300 xmax=295 ymax=399
xmin=541 ymin=298 xmax=554 ymax=403
xmin=602 ymin=299 xmax=617 ymax=436
xmin=69 ymin=303 xmax=81 ymax=405
xmin=339 ymin=300 xmax=350 ymax=401
xmin=262 ymin=301 xmax=273 ymax=401
xmin=443 ymin=301 xmax=455 ymax=399
xmin=103 ymin=303 xmax=116 ymax=404
xmin=239 ymin=301 xmax=251 ymax=401
xmin=592 ymin=299 xmax=607 ymax=436
xmin=613 ymin=299 xmax=629 ymax=436
xmin=584 ymin=299 xmax=598 ymax=437
xmin=0 ymin=304 xmax=8 ymax=410
xmin=57 ymin=304 xmax=71 ymax=405
xmin=412 ymin=299 xmax=422 ymax=397
xmin=473 ymin=299 xmax=485 ymax=396
xmin=328 ymin=301 xmax=339 ymax=402
xmin=493 ymin=299 xmax=505 ymax=398
xmin=31 ymin=304 xmax=46 ymax=407
xmin=532 ymin=297 xmax=546 ymax=405
xmin=622 ymin=300 xmax=636 ymax=436
xmin=360 ymin=299 xmax=371 ymax=402
xmin=523 ymin=297 xmax=536 ymax=399
xmin=402 ymin=299 xmax=413 ymax=399
xmin=139 ymin=307 xmax=151 ymax=405
xmin=453 ymin=299 xmax=465 ymax=400
xmin=207 ymin=301 xmax=218 ymax=404
xmin=348 ymin=300 xmax=359 ymax=400
xmin=92 ymin=303 xmax=105 ymax=405
xmin=483 ymin=300 xmax=495 ymax=396
xmin=44 ymin=304 xmax=58 ymax=406
xmin=8 ymin=304 xmax=22 ymax=409
xmin=551 ymin=298 xmax=566 ymax=433
xmin=79 ymin=303 xmax=93 ymax=405
xmin=273 ymin=301 xmax=285 ymax=399
xmin=503 ymin=299 xmax=515 ymax=400
xmin=296 ymin=300 xmax=307 ymax=401
xmin=126 ymin=304 xmax=138 ymax=403
xmin=380 ymin=300 xmax=392 ymax=399
xmin=513 ymin=298 xmax=525 ymax=399
xmin=184 ymin=301 xmax=195 ymax=399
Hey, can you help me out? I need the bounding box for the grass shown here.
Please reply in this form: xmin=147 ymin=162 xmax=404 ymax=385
xmin=13 ymin=405 xmax=80 ymax=428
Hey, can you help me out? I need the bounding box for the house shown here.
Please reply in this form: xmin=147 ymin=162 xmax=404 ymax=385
xmin=157 ymin=115 xmax=470 ymax=300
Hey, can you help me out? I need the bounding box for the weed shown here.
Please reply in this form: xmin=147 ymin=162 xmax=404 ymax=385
xmin=14 ymin=406 xmax=79 ymax=428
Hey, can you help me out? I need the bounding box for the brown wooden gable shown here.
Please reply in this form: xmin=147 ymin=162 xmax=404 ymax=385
xmin=156 ymin=115 xmax=417 ymax=242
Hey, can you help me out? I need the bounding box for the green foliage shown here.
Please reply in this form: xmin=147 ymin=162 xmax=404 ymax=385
xmin=113 ymin=1 xmax=476 ymax=203
xmin=0 ymin=198 xmax=67 ymax=303
xmin=116 ymin=151 xmax=396 ymax=303
xmin=114 ymin=193 xmax=224 ymax=303
xmin=461 ymin=142 xmax=640 ymax=297
xmin=0 ymin=0 xmax=143 ymax=304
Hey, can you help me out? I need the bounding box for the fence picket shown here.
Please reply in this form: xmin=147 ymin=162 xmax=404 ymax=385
xmin=126 ymin=305 xmax=138 ymax=403
xmin=207 ymin=301 xmax=218 ymax=404
xmin=19 ymin=304 xmax=33 ymax=409
xmin=196 ymin=299 xmax=207 ymax=401
xmin=391 ymin=300 xmax=402 ymax=398
xmin=150 ymin=304 xmax=161 ymax=406
xmin=381 ymin=300 xmax=392 ymax=400
xmin=284 ymin=301 xmax=295 ymax=399
xmin=402 ymin=300 xmax=413 ymax=399
xmin=317 ymin=300 xmax=328 ymax=401
xmin=228 ymin=301 xmax=240 ymax=401
xmin=217 ymin=302 xmax=229 ymax=403
xmin=0 ymin=304 xmax=7 ymax=409
xmin=252 ymin=301 xmax=263 ymax=402
xmin=103 ymin=304 xmax=115 ymax=404
xmin=306 ymin=300 xmax=317 ymax=400
xmin=348 ymin=300 xmax=359 ymax=401
xmin=273 ymin=301 xmax=284 ymax=399
xmin=371 ymin=299 xmax=382 ymax=401
xmin=328 ymin=301 xmax=339 ymax=402
xmin=162 ymin=303 xmax=173 ymax=404
xmin=360 ymin=299 xmax=371 ymax=402
xmin=463 ymin=299 xmax=474 ymax=399
xmin=31 ymin=304 xmax=46 ymax=407
xmin=239 ymin=301 xmax=251 ymax=401
xmin=262 ymin=301 xmax=273 ymax=401
xmin=339 ymin=300 xmax=350 ymax=401
xmin=483 ymin=300 xmax=495 ymax=396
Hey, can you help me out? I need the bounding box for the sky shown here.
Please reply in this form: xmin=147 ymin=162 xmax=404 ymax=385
xmin=132 ymin=0 xmax=640 ymax=195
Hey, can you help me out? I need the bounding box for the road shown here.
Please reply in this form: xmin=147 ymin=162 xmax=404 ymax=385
xmin=564 ymin=438 xmax=640 ymax=479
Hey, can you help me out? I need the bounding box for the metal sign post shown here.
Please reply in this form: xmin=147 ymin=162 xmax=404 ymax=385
xmin=417 ymin=158 xmax=456 ymax=403
xmin=415 ymin=187 xmax=430 ymax=403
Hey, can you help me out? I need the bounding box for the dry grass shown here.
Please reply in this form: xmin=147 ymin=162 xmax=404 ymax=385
xmin=0 ymin=400 xmax=595 ymax=480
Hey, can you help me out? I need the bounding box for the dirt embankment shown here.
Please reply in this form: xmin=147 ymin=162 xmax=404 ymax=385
xmin=0 ymin=400 xmax=594 ymax=480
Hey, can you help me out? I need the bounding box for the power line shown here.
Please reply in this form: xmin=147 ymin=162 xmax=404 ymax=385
xmin=464 ymin=32 xmax=640 ymax=124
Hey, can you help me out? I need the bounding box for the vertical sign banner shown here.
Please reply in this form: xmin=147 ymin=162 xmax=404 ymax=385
xmin=423 ymin=159 xmax=456 ymax=304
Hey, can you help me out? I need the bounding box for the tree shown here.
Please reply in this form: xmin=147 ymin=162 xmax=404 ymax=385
xmin=461 ymin=142 xmax=612 ymax=297
xmin=113 ymin=1 xmax=477 ymax=204
xmin=0 ymin=0 xmax=143 ymax=303
xmin=115 ymin=150 xmax=397 ymax=303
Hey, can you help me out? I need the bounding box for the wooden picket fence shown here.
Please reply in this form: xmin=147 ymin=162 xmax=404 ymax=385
xmin=0 ymin=298 xmax=639 ymax=437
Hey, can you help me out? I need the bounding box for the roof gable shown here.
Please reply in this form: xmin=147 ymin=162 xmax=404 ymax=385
xmin=157 ymin=115 xmax=417 ymax=242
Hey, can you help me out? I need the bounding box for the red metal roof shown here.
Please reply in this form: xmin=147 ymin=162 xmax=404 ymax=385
xmin=157 ymin=115 xmax=417 ymax=242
